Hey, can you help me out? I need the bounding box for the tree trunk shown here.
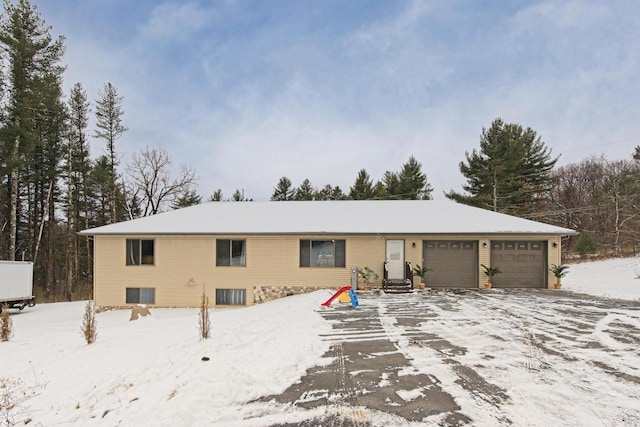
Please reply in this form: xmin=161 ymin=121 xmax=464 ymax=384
xmin=613 ymin=191 xmax=620 ymax=256
xmin=110 ymin=142 xmax=117 ymax=222
xmin=9 ymin=126 xmax=21 ymax=261
xmin=67 ymin=140 xmax=75 ymax=300
xmin=492 ymin=171 xmax=498 ymax=212
xmin=47 ymin=183 xmax=55 ymax=298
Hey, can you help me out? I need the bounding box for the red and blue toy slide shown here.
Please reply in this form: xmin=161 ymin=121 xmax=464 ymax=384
xmin=321 ymin=286 xmax=359 ymax=308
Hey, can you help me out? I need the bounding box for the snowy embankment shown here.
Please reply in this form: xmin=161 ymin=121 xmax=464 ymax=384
xmin=563 ymin=256 xmax=640 ymax=301
xmin=1 ymin=292 xmax=331 ymax=426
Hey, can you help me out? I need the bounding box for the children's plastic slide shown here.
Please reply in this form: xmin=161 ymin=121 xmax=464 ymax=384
xmin=320 ymin=286 xmax=353 ymax=307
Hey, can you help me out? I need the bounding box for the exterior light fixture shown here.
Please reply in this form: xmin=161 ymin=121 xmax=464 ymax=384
xmin=482 ymin=242 xmax=488 ymax=248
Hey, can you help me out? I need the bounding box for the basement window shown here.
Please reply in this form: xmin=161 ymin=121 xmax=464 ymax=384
xmin=126 ymin=239 xmax=154 ymax=265
xmin=126 ymin=287 xmax=155 ymax=304
xmin=216 ymin=289 xmax=246 ymax=305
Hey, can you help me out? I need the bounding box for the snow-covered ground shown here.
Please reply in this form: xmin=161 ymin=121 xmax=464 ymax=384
xmin=1 ymin=294 xmax=331 ymax=426
xmin=1 ymin=256 xmax=639 ymax=426
xmin=563 ymin=256 xmax=640 ymax=301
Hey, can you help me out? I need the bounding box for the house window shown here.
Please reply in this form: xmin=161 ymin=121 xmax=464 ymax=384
xmin=126 ymin=239 xmax=154 ymax=265
xmin=216 ymin=289 xmax=246 ymax=305
xmin=300 ymin=240 xmax=346 ymax=267
xmin=126 ymin=287 xmax=155 ymax=304
xmin=216 ymin=240 xmax=246 ymax=266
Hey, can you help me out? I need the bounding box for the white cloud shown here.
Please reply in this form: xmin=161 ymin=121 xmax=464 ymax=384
xmin=140 ymin=2 xmax=215 ymax=41
xmin=38 ymin=0 xmax=640 ymax=201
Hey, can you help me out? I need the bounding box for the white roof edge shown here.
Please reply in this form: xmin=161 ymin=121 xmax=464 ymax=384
xmin=79 ymin=200 xmax=577 ymax=236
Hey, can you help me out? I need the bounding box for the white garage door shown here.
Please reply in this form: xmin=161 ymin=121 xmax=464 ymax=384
xmin=490 ymin=241 xmax=547 ymax=288
xmin=423 ymin=241 xmax=478 ymax=288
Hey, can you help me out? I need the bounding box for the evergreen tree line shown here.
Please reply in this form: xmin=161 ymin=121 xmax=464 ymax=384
xmin=267 ymin=155 xmax=433 ymax=202
xmin=1 ymin=1 xmax=638 ymax=303
xmin=0 ymin=1 xmax=197 ymax=300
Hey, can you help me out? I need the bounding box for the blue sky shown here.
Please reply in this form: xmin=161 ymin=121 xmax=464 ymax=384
xmin=37 ymin=0 xmax=640 ymax=201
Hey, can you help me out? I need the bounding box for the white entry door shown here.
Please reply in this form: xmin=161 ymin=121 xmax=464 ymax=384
xmin=386 ymin=240 xmax=405 ymax=280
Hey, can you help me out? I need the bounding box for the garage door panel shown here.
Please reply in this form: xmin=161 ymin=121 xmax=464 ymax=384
xmin=491 ymin=241 xmax=546 ymax=288
xmin=424 ymin=240 xmax=477 ymax=288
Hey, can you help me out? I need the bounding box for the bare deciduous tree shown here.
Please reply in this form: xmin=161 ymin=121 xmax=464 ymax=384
xmin=545 ymin=155 xmax=640 ymax=255
xmin=125 ymin=146 xmax=197 ymax=217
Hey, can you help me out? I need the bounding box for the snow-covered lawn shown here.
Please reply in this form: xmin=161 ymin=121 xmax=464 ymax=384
xmin=563 ymin=256 xmax=640 ymax=301
xmin=1 ymin=294 xmax=331 ymax=426
xmin=1 ymin=256 xmax=639 ymax=426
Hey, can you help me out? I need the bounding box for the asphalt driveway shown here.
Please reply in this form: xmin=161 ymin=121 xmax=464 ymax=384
xmin=259 ymin=289 xmax=640 ymax=426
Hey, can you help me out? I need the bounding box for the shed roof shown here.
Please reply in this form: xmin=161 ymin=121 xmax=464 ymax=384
xmin=79 ymin=200 xmax=576 ymax=236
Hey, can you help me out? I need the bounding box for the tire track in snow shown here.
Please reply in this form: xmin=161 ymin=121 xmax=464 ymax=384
xmin=376 ymin=296 xmax=514 ymax=425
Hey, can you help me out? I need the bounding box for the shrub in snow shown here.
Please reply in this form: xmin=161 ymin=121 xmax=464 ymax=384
xmin=199 ymin=291 xmax=211 ymax=340
xmin=574 ymin=232 xmax=597 ymax=257
xmin=81 ymin=300 xmax=98 ymax=344
xmin=0 ymin=305 xmax=12 ymax=342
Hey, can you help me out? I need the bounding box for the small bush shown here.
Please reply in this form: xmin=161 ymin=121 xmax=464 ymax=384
xmin=0 ymin=305 xmax=12 ymax=342
xmin=574 ymin=232 xmax=597 ymax=257
xmin=81 ymin=300 xmax=98 ymax=344
xmin=198 ymin=291 xmax=211 ymax=340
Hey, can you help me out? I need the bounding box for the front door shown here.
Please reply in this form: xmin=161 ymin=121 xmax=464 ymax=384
xmin=386 ymin=240 xmax=405 ymax=280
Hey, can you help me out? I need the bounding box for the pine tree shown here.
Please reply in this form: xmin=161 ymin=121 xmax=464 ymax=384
xmin=65 ymin=83 xmax=92 ymax=297
xmin=208 ymin=189 xmax=223 ymax=202
xmin=271 ymin=176 xmax=294 ymax=201
xmin=349 ymin=169 xmax=375 ymax=200
xmin=397 ymin=156 xmax=433 ymax=200
xmin=172 ymin=190 xmax=202 ymax=209
xmin=94 ymin=82 xmax=127 ymax=223
xmin=0 ymin=0 xmax=66 ymax=261
xmin=376 ymin=171 xmax=399 ymax=199
xmin=294 ymin=179 xmax=315 ymax=200
xmin=90 ymin=155 xmax=118 ymax=226
xmin=30 ymin=64 xmax=67 ymax=293
xmin=231 ymin=189 xmax=245 ymax=201
xmin=446 ymin=118 xmax=557 ymax=215
xmin=314 ymin=184 xmax=346 ymax=200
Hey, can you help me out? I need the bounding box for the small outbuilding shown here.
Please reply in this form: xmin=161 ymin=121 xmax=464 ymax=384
xmin=79 ymin=200 xmax=576 ymax=308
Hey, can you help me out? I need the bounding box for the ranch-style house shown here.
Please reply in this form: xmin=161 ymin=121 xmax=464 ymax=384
xmin=79 ymin=200 xmax=576 ymax=308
